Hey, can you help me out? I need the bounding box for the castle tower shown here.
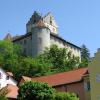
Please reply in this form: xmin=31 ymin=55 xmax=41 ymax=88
xmin=26 ymin=11 xmax=58 ymax=57
xmin=26 ymin=11 xmax=42 ymax=33
xmin=31 ymin=20 xmax=50 ymax=57
xmin=26 ymin=11 xmax=58 ymax=35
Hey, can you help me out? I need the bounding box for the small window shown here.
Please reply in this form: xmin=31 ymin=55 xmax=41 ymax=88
xmin=50 ymin=17 xmax=52 ymax=25
xmin=6 ymin=76 xmax=9 ymax=80
xmin=84 ymin=82 xmax=90 ymax=91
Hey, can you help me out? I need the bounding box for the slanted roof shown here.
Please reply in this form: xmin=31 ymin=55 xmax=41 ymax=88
xmin=6 ymin=72 xmax=13 ymax=77
xmin=21 ymin=68 xmax=88 ymax=87
xmin=12 ymin=32 xmax=81 ymax=49
xmin=51 ymin=33 xmax=81 ymax=49
xmin=4 ymin=33 xmax=12 ymax=41
xmin=6 ymin=84 xmax=18 ymax=99
xmin=22 ymin=76 xmax=31 ymax=81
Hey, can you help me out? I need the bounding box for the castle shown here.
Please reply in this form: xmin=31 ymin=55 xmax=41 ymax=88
xmin=5 ymin=11 xmax=81 ymax=58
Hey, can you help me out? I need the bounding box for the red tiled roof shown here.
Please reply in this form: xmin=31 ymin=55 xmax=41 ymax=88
xmin=6 ymin=72 xmax=13 ymax=77
xmin=22 ymin=76 xmax=31 ymax=81
xmin=6 ymin=84 xmax=18 ymax=99
xmin=31 ymin=68 xmax=88 ymax=86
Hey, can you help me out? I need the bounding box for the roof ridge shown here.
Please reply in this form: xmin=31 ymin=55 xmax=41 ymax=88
xmin=32 ymin=68 xmax=88 ymax=79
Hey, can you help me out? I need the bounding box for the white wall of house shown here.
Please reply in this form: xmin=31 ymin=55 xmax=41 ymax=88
xmin=0 ymin=68 xmax=17 ymax=89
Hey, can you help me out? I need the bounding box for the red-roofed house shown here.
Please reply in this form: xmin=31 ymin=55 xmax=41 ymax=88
xmin=20 ymin=68 xmax=90 ymax=100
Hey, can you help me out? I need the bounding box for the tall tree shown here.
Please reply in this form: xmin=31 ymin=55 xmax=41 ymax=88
xmin=0 ymin=40 xmax=22 ymax=71
xmin=38 ymin=45 xmax=80 ymax=71
xmin=80 ymin=44 xmax=90 ymax=67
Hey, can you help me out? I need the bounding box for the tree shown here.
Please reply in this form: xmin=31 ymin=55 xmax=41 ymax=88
xmin=80 ymin=44 xmax=90 ymax=67
xmin=38 ymin=45 xmax=80 ymax=72
xmin=0 ymin=40 xmax=22 ymax=71
xmin=13 ymin=56 xmax=52 ymax=81
xmin=0 ymin=40 xmax=52 ymax=81
xmin=0 ymin=40 xmax=80 ymax=81
xmin=18 ymin=81 xmax=55 ymax=100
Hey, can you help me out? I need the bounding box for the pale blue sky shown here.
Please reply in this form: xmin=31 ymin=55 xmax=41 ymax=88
xmin=0 ymin=0 xmax=100 ymax=56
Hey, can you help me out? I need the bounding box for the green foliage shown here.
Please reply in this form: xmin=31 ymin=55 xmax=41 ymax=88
xmin=80 ymin=44 xmax=90 ymax=67
xmin=18 ymin=81 xmax=79 ymax=100
xmin=55 ymin=92 xmax=79 ymax=100
xmin=38 ymin=45 xmax=80 ymax=72
xmin=14 ymin=57 xmax=52 ymax=80
xmin=0 ymin=40 xmax=80 ymax=81
xmin=18 ymin=81 xmax=55 ymax=100
xmin=0 ymin=40 xmax=22 ymax=71
xmin=0 ymin=40 xmax=51 ymax=80
xmin=0 ymin=87 xmax=9 ymax=100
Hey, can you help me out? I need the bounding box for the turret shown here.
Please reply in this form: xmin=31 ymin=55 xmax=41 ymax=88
xmin=26 ymin=11 xmax=58 ymax=35
xmin=26 ymin=11 xmax=42 ymax=33
xmin=4 ymin=33 xmax=12 ymax=41
xmin=31 ymin=20 xmax=50 ymax=57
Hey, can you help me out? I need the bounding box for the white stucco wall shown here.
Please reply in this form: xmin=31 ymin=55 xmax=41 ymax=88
xmin=50 ymin=36 xmax=81 ymax=57
xmin=0 ymin=68 xmax=17 ymax=89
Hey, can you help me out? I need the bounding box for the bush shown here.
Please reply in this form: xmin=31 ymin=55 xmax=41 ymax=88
xmin=18 ymin=81 xmax=55 ymax=100
xmin=55 ymin=92 xmax=79 ymax=100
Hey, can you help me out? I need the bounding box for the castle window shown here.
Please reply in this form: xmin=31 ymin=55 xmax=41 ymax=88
xmin=23 ymin=48 xmax=27 ymax=56
xmin=38 ymin=37 xmax=42 ymax=44
xmin=24 ymin=40 xmax=27 ymax=44
xmin=50 ymin=17 xmax=52 ymax=25
xmin=34 ymin=19 xmax=36 ymax=23
xmin=63 ymin=42 xmax=66 ymax=46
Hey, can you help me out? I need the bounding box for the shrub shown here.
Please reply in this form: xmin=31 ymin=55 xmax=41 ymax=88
xmin=18 ymin=81 xmax=55 ymax=100
xmin=55 ymin=92 xmax=79 ymax=100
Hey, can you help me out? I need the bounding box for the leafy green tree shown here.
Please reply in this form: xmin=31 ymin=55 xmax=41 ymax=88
xmin=18 ymin=81 xmax=55 ymax=100
xmin=0 ymin=40 xmax=52 ymax=80
xmin=0 ymin=40 xmax=22 ymax=71
xmin=14 ymin=56 xmax=52 ymax=81
xmin=55 ymin=92 xmax=79 ymax=100
xmin=0 ymin=40 xmax=80 ymax=81
xmin=38 ymin=45 xmax=80 ymax=72
xmin=80 ymin=44 xmax=90 ymax=67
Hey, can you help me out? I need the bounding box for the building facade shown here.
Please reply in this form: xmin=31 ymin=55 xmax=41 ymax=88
xmin=20 ymin=68 xmax=90 ymax=100
xmin=8 ymin=11 xmax=81 ymax=58
xmin=0 ymin=68 xmax=17 ymax=89
xmin=89 ymin=49 xmax=100 ymax=100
